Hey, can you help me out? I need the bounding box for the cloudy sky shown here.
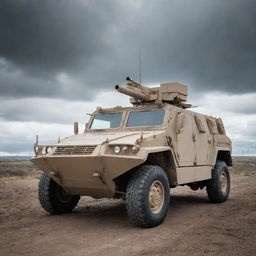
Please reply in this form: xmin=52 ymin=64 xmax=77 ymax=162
xmin=0 ymin=0 xmax=255 ymax=156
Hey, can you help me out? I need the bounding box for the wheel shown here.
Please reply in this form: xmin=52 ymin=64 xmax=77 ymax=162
xmin=206 ymin=160 xmax=230 ymax=203
xmin=126 ymin=165 xmax=170 ymax=228
xmin=38 ymin=174 xmax=80 ymax=214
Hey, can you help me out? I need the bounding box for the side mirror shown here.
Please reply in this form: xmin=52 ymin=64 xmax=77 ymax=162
xmin=74 ymin=122 xmax=79 ymax=135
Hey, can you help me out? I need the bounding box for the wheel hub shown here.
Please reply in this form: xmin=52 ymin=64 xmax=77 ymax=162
xmin=149 ymin=180 xmax=164 ymax=214
xmin=220 ymin=171 xmax=228 ymax=192
xmin=56 ymin=186 xmax=73 ymax=203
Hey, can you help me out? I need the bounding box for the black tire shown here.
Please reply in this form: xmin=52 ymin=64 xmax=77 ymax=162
xmin=206 ymin=160 xmax=230 ymax=203
xmin=126 ymin=165 xmax=170 ymax=228
xmin=38 ymin=174 xmax=80 ymax=214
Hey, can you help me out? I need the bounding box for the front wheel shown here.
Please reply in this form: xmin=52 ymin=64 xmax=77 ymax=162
xmin=206 ymin=160 xmax=230 ymax=203
xmin=38 ymin=174 xmax=80 ymax=214
xmin=126 ymin=165 xmax=170 ymax=228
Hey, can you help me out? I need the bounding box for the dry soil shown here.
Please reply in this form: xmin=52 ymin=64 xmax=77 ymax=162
xmin=0 ymin=158 xmax=255 ymax=256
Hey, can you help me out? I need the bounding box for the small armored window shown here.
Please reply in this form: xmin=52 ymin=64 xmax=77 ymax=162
xmin=206 ymin=117 xmax=218 ymax=134
xmin=194 ymin=114 xmax=206 ymax=133
xmin=216 ymin=118 xmax=226 ymax=135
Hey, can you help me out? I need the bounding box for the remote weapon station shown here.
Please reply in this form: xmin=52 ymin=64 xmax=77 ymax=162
xmin=32 ymin=77 xmax=232 ymax=227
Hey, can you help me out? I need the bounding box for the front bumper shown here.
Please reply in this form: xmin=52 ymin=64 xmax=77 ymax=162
xmin=31 ymin=154 xmax=145 ymax=198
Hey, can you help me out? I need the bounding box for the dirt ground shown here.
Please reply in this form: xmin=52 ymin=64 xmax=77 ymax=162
xmin=0 ymin=158 xmax=255 ymax=256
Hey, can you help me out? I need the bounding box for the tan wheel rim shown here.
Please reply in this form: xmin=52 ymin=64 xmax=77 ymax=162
xmin=149 ymin=180 xmax=164 ymax=214
xmin=220 ymin=171 xmax=228 ymax=192
xmin=56 ymin=186 xmax=73 ymax=203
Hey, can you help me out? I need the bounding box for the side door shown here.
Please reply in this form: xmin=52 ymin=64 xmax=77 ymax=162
xmin=194 ymin=114 xmax=214 ymax=165
xmin=176 ymin=111 xmax=196 ymax=166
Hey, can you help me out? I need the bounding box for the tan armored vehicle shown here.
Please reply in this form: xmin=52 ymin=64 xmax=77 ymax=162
xmin=32 ymin=77 xmax=232 ymax=227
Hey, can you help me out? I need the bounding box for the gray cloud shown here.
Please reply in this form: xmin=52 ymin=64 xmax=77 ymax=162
xmin=0 ymin=0 xmax=256 ymax=155
xmin=0 ymin=0 xmax=117 ymax=74
xmin=247 ymin=120 xmax=256 ymax=137
xmin=0 ymin=140 xmax=32 ymax=155
xmin=0 ymin=0 xmax=256 ymax=101
xmin=0 ymin=121 xmax=71 ymax=155
xmin=0 ymin=91 xmax=127 ymax=124
xmin=0 ymin=58 xmax=97 ymax=100
xmin=0 ymin=97 xmax=93 ymax=124
xmin=193 ymin=92 xmax=256 ymax=115
xmin=123 ymin=0 xmax=256 ymax=93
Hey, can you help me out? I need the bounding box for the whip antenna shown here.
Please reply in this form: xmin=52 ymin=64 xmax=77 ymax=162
xmin=139 ymin=48 xmax=142 ymax=84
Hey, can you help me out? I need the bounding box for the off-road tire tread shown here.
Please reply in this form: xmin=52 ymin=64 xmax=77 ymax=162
xmin=126 ymin=165 xmax=170 ymax=228
xmin=207 ymin=160 xmax=230 ymax=203
xmin=38 ymin=174 xmax=80 ymax=214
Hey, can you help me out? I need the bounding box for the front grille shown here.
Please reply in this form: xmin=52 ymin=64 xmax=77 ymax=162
xmin=53 ymin=145 xmax=96 ymax=155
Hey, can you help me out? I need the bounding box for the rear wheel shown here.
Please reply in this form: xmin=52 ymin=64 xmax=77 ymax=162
xmin=126 ymin=165 xmax=170 ymax=228
xmin=38 ymin=174 xmax=80 ymax=214
xmin=206 ymin=160 xmax=230 ymax=203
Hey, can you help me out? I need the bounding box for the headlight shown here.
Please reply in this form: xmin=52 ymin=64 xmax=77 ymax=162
xmin=113 ymin=145 xmax=121 ymax=154
xmin=46 ymin=146 xmax=52 ymax=154
xmin=35 ymin=146 xmax=53 ymax=156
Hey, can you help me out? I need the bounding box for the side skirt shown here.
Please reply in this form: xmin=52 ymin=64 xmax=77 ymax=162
xmin=176 ymin=166 xmax=212 ymax=185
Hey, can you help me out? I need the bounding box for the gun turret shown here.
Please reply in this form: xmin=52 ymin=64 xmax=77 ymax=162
xmin=115 ymin=77 xmax=191 ymax=108
xmin=115 ymin=77 xmax=150 ymax=102
xmin=115 ymin=85 xmax=148 ymax=101
xmin=126 ymin=77 xmax=150 ymax=95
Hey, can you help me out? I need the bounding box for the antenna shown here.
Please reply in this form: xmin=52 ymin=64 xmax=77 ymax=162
xmin=139 ymin=48 xmax=142 ymax=84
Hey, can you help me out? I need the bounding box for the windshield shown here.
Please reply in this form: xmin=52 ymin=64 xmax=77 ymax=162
xmin=90 ymin=113 xmax=122 ymax=129
xmin=126 ymin=110 xmax=165 ymax=127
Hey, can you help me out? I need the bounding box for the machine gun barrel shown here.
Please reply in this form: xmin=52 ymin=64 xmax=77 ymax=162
xmin=115 ymin=85 xmax=147 ymax=101
xmin=126 ymin=77 xmax=149 ymax=93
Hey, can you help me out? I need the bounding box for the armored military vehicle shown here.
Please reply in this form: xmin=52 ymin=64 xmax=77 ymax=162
xmin=32 ymin=77 xmax=232 ymax=228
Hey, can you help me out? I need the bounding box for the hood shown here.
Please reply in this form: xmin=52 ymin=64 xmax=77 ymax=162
xmin=59 ymin=131 xmax=165 ymax=146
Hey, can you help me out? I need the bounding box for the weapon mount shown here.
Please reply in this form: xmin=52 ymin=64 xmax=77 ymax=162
xmin=115 ymin=77 xmax=192 ymax=109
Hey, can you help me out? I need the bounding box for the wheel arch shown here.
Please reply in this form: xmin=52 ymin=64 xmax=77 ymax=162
xmin=113 ymin=150 xmax=177 ymax=193
xmin=143 ymin=150 xmax=177 ymax=186
xmin=216 ymin=150 xmax=232 ymax=166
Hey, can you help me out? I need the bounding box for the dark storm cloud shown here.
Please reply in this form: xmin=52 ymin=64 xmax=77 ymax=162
xmin=124 ymin=0 xmax=256 ymax=93
xmin=0 ymin=0 xmax=256 ymax=100
xmin=0 ymin=0 xmax=117 ymax=74
xmin=0 ymin=0 xmax=125 ymax=99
